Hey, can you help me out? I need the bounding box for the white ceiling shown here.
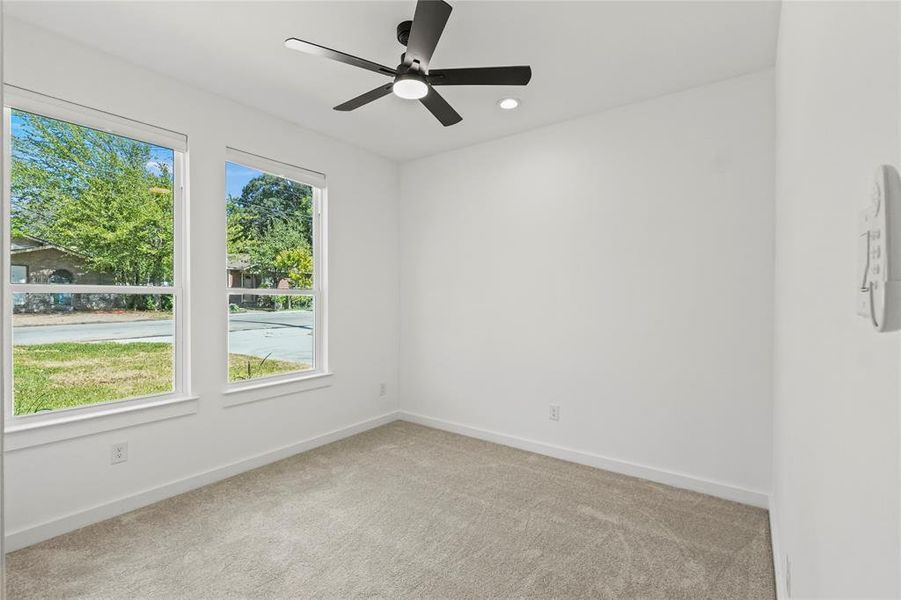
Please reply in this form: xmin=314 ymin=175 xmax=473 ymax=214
xmin=4 ymin=1 xmax=780 ymax=162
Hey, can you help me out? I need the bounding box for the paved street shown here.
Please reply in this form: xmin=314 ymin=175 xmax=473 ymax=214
xmin=13 ymin=310 xmax=313 ymax=363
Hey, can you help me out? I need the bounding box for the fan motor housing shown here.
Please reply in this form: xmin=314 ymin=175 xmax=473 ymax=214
xmin=396 ymin=20 xmax=413 ymax=46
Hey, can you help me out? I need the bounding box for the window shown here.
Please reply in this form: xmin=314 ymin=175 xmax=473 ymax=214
xmin=225 ymin=148 xmax=325 ymax=384
xmin=11 ymin=264 xmax=26 ymax=306
xmin=3 ymin=88 xmax=187 ymax=419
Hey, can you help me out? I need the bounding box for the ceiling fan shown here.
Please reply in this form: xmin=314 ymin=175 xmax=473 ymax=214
xmin=284 ymin=0 xmax=532 ymax=126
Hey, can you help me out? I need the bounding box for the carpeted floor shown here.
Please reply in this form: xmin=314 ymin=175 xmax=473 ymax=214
xmin=8 ymin=421 xmax=775 ymax=599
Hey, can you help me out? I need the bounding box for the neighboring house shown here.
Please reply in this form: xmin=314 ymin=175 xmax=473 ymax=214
xmin=11 ymin=236 xmax=109 ymax=284
xmin=13 ymin=242 xmax=289 ymax=313
xmin=227 ymin=254 xmax=261 ymax=308
xmin=227 ymin=254 xmax=293 ymax=308
xmin=11 ymin=236 xmax=114 ymax=313
xmin=227 ymin=254 xmax=260 ymax=290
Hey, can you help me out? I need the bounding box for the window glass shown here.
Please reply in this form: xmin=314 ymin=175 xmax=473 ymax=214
xmin=6 ymin=105 xmax=182 ymax=417
xmin=226 ymin=161 xmax=313 ymax=290
xmin=10 ymin=109 xmax=175 ymax=286
xmin=225 ymin=156 xmax=320 ymax=384
xmin=227 ymin=295 xmax=314 ymax=382
xmin=12 ymin=294 xmax=174 ymax=415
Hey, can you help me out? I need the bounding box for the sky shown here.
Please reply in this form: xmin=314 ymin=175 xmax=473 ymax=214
xmin=226 ymin=162 xmax=262 ymax=199
xmin=10 ymin=112 xmax=26 ymax=138
xmin=145 ymin=146 xmax=174 ymax=177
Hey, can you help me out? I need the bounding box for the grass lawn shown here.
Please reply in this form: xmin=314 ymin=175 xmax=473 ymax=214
xmin=228 ymin=351 xmax=310 ymax=383
xmin=13 ymin=342 xmax=308 ymax=415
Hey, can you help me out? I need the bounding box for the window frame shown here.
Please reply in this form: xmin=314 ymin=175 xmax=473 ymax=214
xmin=224 ymin=147 xmax=327 ymax=390
xmin=1 ymin=86 xmax=191 ymax=428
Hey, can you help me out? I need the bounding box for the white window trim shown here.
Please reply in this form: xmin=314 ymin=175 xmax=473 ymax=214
xmin=5 ymin=85 xmax=187 ymax=152
xmin=1 ymin=87 xmax=193 ymax=437
xmin=221 ymin=372 xmax=333 ymax=409
xmin=5 ymin=395 xmax=199 ymax=452
xmin=225 ymin=147 xmax=325 ymax=189
xmin=224 ymin=147 xmax=328 ymax=394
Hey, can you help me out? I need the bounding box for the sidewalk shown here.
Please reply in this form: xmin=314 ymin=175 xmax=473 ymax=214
xmin=13 ymin=310 xmax=172 ymax=327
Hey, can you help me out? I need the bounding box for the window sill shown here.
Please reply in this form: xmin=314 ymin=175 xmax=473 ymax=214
xmin=5 ymin=394 xmax=199 ymax=452
xmin=222 ymin=372 xmax=333 ymax=408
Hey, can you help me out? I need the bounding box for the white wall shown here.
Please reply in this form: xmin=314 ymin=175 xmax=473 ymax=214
xmin=773 ymin=2 xmax=901 ymax=598
xmin=7 ymin=5 xmax=901 ymax=597
xmin=399 ymin=71 xmax=775 ymax=504
xmin=2 ymin=19 xmax=400 ymax=546
xmin=1 ymin=1 xmax=7 ymax=590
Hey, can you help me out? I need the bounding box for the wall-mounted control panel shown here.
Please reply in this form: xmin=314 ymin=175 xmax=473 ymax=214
xmin=858 ymin=165 xmax=901 ymax=331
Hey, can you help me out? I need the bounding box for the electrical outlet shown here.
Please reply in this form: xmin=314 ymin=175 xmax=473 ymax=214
xmin=110 ymin=442 xmax=128 ymax=465
xmin=785 ymin=555 xmax=792 ymax=598
xmin=549 ymin=404 xmax=560 ymax=421
xmin=379 ymin=383 xmax=387 ymax=397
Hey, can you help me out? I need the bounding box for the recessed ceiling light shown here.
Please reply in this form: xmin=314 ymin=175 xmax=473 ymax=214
xmin=498 ymin=97 xmax=520 ymax=110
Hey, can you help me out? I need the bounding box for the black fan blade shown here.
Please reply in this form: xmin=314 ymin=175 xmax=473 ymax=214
xmin=428 ymin=66 xmax=532 ymax=86
xmin=334 ymin=84 xmax=394 ymax=111
xmin=405 ymin=0 xmax=452 ymax=69
xmin=285 ymin=38 xmax=397 ymax=77
xmin=420 ymin=87 xmax=462 ymax=126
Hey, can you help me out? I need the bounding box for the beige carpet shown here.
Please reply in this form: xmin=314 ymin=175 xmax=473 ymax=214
xmin=8 ymin=421 xmax=775 ymax=599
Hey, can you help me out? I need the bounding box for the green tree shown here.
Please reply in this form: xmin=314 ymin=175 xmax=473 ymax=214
xmin=10 ymin=111 xmax=174 ymax=287
xmin=227 ymin=172 xmax=314 ymax=288
xmin=248 ymin=219 xmax=312 ymax=286
xmin=274 ymin=246 xmax=313 ymax=289
xmin=228 ymin=173 xmax=312 ymax=249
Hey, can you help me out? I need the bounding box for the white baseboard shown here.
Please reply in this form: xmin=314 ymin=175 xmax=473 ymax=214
xmin=5 ymin=410 xmax=399 ymax=552
xmin=7 ymin=409 xmax=771 ymax=553
xmin=398 ymin=411 xmax=770 ymax=509
xmin=769 ymin=496 xmax=787 ymax=600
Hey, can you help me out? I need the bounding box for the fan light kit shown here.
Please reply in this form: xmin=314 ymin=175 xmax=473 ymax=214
xmin=393 ymin=74 xmax=429 ymax=100
xmin=284 ymin=0 xmax=532 ymax=126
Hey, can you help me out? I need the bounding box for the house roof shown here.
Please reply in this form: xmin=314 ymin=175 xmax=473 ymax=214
xmin=227 ymin=254 xmax=251 ymax=271
xmin=10 ymin=235 xmax=83 ymax=257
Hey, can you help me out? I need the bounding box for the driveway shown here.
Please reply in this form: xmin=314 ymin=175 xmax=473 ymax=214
xmin=13 ymin=310 xmax=314 ymax=363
